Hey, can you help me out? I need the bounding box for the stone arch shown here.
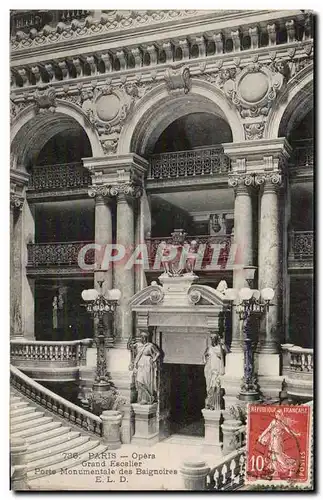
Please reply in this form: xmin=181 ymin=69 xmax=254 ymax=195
xmin=11 ymin=100 xmax=103 ymax=171
xmin=264 ymin=63 xmax=313 ymax=140
xmin=118 ymin=79 xmax=244 ymax=157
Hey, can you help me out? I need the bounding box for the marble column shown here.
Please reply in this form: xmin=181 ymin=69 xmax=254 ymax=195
xmin=113 ymin=183 xmax=142 ymax=343
xmin=89 ymin=186 xmax=114 ymax=344
xmin=228 ymin=174 xmax=255 ymax=351
xmin=256 ymin=171 xmax=283 ymax=355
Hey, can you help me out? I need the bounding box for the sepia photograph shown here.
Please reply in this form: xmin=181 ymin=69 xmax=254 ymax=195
xmin=9 ymin=7 xmax=314 ymax=491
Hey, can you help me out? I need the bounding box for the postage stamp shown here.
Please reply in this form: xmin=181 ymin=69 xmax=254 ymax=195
xmin=245 ymin=405 xmax=312 ymax=488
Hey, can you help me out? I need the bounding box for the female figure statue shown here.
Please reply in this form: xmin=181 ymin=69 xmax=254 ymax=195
xmin=131 ymin=332 xmax=161 ymax=405
xmin=203 ymin=334 xmax=225 ymax=410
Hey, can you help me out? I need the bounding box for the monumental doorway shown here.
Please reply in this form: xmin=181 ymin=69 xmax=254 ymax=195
xmin=168 ymin=364 xmax=206 ymax=436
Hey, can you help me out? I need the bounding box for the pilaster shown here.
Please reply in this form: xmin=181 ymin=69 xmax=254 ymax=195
xmin=10 ymin=168 xmax=33 ymax=339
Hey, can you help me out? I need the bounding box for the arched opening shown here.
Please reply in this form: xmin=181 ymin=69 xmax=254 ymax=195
xmin=11 ymin=112 xmax=95 ymax=342
xmin=286 ymin=109 xmax=314 ymax=349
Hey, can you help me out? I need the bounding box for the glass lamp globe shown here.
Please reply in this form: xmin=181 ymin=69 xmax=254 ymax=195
xmin=239 ymin=287 xmax=253 ymax=301
xmin=81 ymin=290 xmax=89 ymax=301
xmin=108 ymin=288 xmax=122 ymax=301
xmin=261 ymin=287 xmax=275 ymax=302
xmin=252 ymin=290 xmax=261 ymax=301
xmin=225 ymin=288 xmax=237 ymax=301
xmin=88 ymin=289 xmax=99 ymax=301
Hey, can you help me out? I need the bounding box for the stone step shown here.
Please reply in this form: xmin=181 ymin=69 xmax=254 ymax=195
xmin=10 ymin=401 xmax=30 ymax=410
xmin=11 ymin=416 xmax=53 ymax=433
xmin=10 ymin=396 xmax=22 ymax=403
xmin=26 ymin=425 xmax=70 ymax=446
xmin=11 ymin=411 xmax=44 ymax=425
xmin=10 ymin=406 xmax=37 ymax=417
xmin=26 ymin=431 xmax=83 ymax=461
xmin=26 ymin=438 xmax=97 ymax=471
xmin=27 ymin=443 xmax=108 ymax=480
xmin=12 ymin=420 xmax=60 ymax=439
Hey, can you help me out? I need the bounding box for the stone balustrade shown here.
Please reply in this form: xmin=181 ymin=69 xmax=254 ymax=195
xmin=180 ymin=447 xmax=246 ymax=491
xmin=10 ymin=364 xmax=103 ymax=435
xmin=148 ymin=146 xmax=230 ymax=180
xmin=281 ymin=344 xmax=313 ymax=400
xmin=10 ymin=339 xmax=91 ymax=369
xmin=28 ymin=162 xmax=91 ymax=192
xmin=27 ymin=241 xmax=95 ymax=267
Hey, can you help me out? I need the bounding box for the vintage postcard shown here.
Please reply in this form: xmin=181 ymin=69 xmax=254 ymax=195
xmin=10 ymin=8 xmax=314 ymax=492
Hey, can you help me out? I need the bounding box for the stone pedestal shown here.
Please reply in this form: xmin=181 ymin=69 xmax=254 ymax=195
xmin=131 ymin=403 xmax=159 ymax=446
xmin=179 ymin=459 xmax=210 ymax=491
xmin=221 ymin=419 xmax=243 ymax=456
xmin=100 ymin=410 xmax=122 ymax=449
xmin=202 ymin=408 xmax=222 ymax=453
xmin=10 ymin=438 xmax=28 ymax=490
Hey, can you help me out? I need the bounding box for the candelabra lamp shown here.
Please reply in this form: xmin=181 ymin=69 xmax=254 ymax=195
xmin=81 ymin=281 xmax=121 ymax=413
xmin=225 ymin=286 xmax=275 ymax=402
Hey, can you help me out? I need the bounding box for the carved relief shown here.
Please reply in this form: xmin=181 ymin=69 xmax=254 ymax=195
xmin=254 ymin=171 xmax=283 ymax=190
xmin=244 ymin=122 xmax=265 ymax=140
xmin=33 ymin=84 xmax=56 ymax=113
xmin=164 ymin=65 xmax=191 ymax=94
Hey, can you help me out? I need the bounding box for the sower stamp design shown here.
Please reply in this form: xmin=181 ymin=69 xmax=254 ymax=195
xmin=246 ymin=405 xmax=312 ymax=488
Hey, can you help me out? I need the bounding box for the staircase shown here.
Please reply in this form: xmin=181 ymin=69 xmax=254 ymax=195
xmin=10 ymin=389 xmax=108 ymax=484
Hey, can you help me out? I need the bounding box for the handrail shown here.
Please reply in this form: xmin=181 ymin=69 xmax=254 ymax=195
xmin=10 ymin=365 xmax=102 ymax=436
xmin=27 ymin=240 xmax=94 ymax=246
xmin=10 ymin=338 xmax=92 ymax=346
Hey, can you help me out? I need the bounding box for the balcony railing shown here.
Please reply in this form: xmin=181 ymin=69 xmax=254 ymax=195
xmin=282 ymin=344 xmax=313 ymax=400
xmin=10 ymin=339 xmax=91 ymax=368
xmin=27 ymin=241 xmax=95 ymax=267
xmin=289 ymin=230 xmax=314 ymax=261
xmin=148 ymin=147 xmax=231 ymax=181
xmin=28 ymin=162 xmax=92 ymax=192
xmin=290 ymin=140 xmax=314 ymax=168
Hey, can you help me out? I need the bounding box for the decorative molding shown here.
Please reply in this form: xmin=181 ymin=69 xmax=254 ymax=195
xmin=11 ymin=10 xmax=199 ymax=52
xmin=88 ymin=185 xmax=111 ymax=198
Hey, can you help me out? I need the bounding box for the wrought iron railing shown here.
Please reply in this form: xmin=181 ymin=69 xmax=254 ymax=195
xmin=146 ymin=234 xmax=233 ymax=270
xmin=28 ymin=162 xmax=92 ymax=192
xmin=10 ymin=364 xmax=102 ymax=436
xmin=10 ymin=339 xmax=91 ymax=368
xmin=59 ymin=10 xmax=90 ymax=22
xmin=290 ymin=140 xmax=314 ymax=168
xmin=27 ymin=241 xmax=95 ymax=267
xmin=289 ymin=230 xmax=314 ymax=261
xmin=148 ymin=146 xmax=231 ymax=180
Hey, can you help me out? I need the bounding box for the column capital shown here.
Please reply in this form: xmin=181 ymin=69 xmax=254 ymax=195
xmin=110 ymin=182 xmax=143 ymax=200
xmin=254 ymin=170 xmax=283 ymax=192
xmin=88 ymin=185 xmax=111 ymax=200
xmin=228 ymin=173 xmax=254 ymax=194
xmin=10 ymin=169 xmax=29 ymax=212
